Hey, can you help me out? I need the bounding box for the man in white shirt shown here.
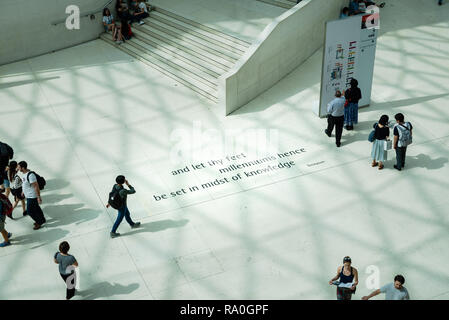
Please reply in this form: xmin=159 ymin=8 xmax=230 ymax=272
xmin=325 ymin=90 xmax=346 ymax=147
xmin=362 ymin=274 xmax=410 ymax=300
xmin=18 ymin=161 xmax=46 ymax=230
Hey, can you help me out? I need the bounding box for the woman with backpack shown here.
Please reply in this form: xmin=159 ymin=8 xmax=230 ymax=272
xmin=371 ymin=114 xmax=390 ymax=170
xmin=8 ymin=161 xmax=27 ymax=217
xmin=344 ymin=78 xmax=362 ymax=130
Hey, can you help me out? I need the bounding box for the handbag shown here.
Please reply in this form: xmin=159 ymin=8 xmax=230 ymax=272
xmin=384 ymin=139 xmax=392 ymax=151
xmin=368 ymin=123 xmax=377 ymax=142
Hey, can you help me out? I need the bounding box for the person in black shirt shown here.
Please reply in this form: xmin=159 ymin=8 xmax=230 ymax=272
xmin=344 ymin=78 xmax=362 ymax=130
xmin=370 ymin=115 xmax=390 ymax=170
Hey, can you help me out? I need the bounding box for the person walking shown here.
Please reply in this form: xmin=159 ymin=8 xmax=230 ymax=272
xmin=325 ymin=90 xmax=346 ymax=147
xmin=8 ymin=161 xmax=27 ymax=217
xmin=0 ymin=141 xmax=14 ymax=192
xmin=344 ymin=78 xmax=362 ymax=130
xmin=17 ymin=161 xmax=46 ymax=230
xmin=0 ymin=189 xmax=12 ymax=247
xmin=329 ymin=256 xmax=359 ymax=300
xmin=362 ymin=274 xmax=410 ymax=300
xmin=393 ymin=113 xmax=413 ymax=171
xmin=54 ymin=241 xmax=78 ymax=300
xmin=2 ymin=164 xmax=11 ymax=199
xmin=106 ymin=175 xmax=140 ymax=238
xmin=371 ymin=115 xmax=390 ymax=170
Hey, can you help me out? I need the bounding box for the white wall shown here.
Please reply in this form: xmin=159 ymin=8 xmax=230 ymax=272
xmin=0 ymin=0 xmax=111 ymax=66
xmin=220 ymin=0 xmax=347 ymax=115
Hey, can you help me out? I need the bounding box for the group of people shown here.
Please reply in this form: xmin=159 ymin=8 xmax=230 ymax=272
xmin=325 ymin=78 xmax=413 ymax=171
xmin=325 ymin=78 xmax=362 ymax=147
xmin=340 ymin=0 xmax=386 ymax=18
xmin=0 ymin=140 xmax=141 ymax=299
xmin=102 ymin=0 xmax=153 ymax=44
xmin=329 ymin=256 xmax=410 ymax=300
xmin=370 ymin=112 xmax=412 ymax=171
xmin=1 ymin=142 xmax=47 ymax=247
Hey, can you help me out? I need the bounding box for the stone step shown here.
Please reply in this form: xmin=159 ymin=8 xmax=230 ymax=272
xmin=256 ymin=0 xmax=295 ymax=9
xmin=135 ymin=22 xmax=233 ymax=71
xmin=149 ymin=10 xmax=247 ymax=58
xmin=128 ymin=36 xmax=218 ymax=89
xmin=133 ymin=28 xmax=224 ymax=79
xmin=155 ymin=7 xmax=251 ymax=50
xmin=143 ymin=15 xmax=241 ymax=62
xmin=100 ymin=34 xmax=218 ymax=102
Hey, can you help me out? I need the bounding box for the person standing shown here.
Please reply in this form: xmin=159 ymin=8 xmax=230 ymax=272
xmin=329 ymin=256 xmax=359 ymax=300
xmin=325 ymin=90 xmax=346 ymax=147
xmin=106 ymin=175 xmax=140 ymax=238
xmin=17 ymin=161 xmax=46 ymax=230
xmin=393 ymin=113 xmax=413 ymax=171
xmin=371 ymin=115 xmax=390 ymax=170
xmin=362 ymin=275 xmax=410 ymax=300
xmin=344 ymin=78 xmax=362 ymax=130
xmin=54 ymin=241 xmax=78 ymax=300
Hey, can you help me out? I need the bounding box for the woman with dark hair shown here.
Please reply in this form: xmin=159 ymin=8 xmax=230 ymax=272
xmin=371 ymin=114 xmax=390 ymax=170
xmin=8 ymin=161 xmax=26 ymax=217
xmin=102 ymin=8 xmax=115 ymax=35
xmin=54 ymin=241 xmax=78 ymax=300
xmin=329 ymin=256 xmax=359 ymax=300
xmin=344 ymin=78 xmax=362 ymax=130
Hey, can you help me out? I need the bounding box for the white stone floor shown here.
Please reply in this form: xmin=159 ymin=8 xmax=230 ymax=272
xmin=0 ymin=0 xmax=448 ymax=300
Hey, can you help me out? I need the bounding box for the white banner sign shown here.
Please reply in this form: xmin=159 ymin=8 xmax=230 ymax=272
xmin=317 ymin=10 xmax=379 ymax=117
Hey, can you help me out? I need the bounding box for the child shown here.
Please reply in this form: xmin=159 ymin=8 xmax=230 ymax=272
xmin=54 ymin=241 xmax=79 ymax=300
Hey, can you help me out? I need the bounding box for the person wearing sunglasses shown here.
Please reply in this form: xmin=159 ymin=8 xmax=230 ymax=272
xmin=329 ymin=256 xmax=359 ymax=300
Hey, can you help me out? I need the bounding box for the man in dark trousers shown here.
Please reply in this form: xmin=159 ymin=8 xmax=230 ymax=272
xmin=18 ymin=161 xmax=46 ymax=230
xmin=325 ymin=90 xmax=346 ymax=147
xmin=106 ymin=175 xmax=140 ymax=238
xmin=393 ymin=113 xmax=413 ymax=171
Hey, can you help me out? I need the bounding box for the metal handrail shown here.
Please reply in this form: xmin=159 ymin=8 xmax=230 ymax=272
xmin=51 ymin=0 xmax=115 ymax=26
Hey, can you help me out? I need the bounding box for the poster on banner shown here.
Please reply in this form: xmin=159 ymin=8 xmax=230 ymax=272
xmin=317 ymin=8 xmax=379 ymax=118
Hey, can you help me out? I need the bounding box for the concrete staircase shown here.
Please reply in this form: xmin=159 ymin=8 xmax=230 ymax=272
xmin=100 ymin=7 xmax=251 ymax=103
xmin=256 ymin=0 xmax=298 ymax=10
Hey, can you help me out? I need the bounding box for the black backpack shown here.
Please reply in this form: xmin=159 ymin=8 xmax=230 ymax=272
xmin=0 ymin=142 xmax=13 ymax=159
xmin=27 ymin=171 xmax=46 ymax=190
xmin=108 ymin=186 xmax=124 ymax=209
